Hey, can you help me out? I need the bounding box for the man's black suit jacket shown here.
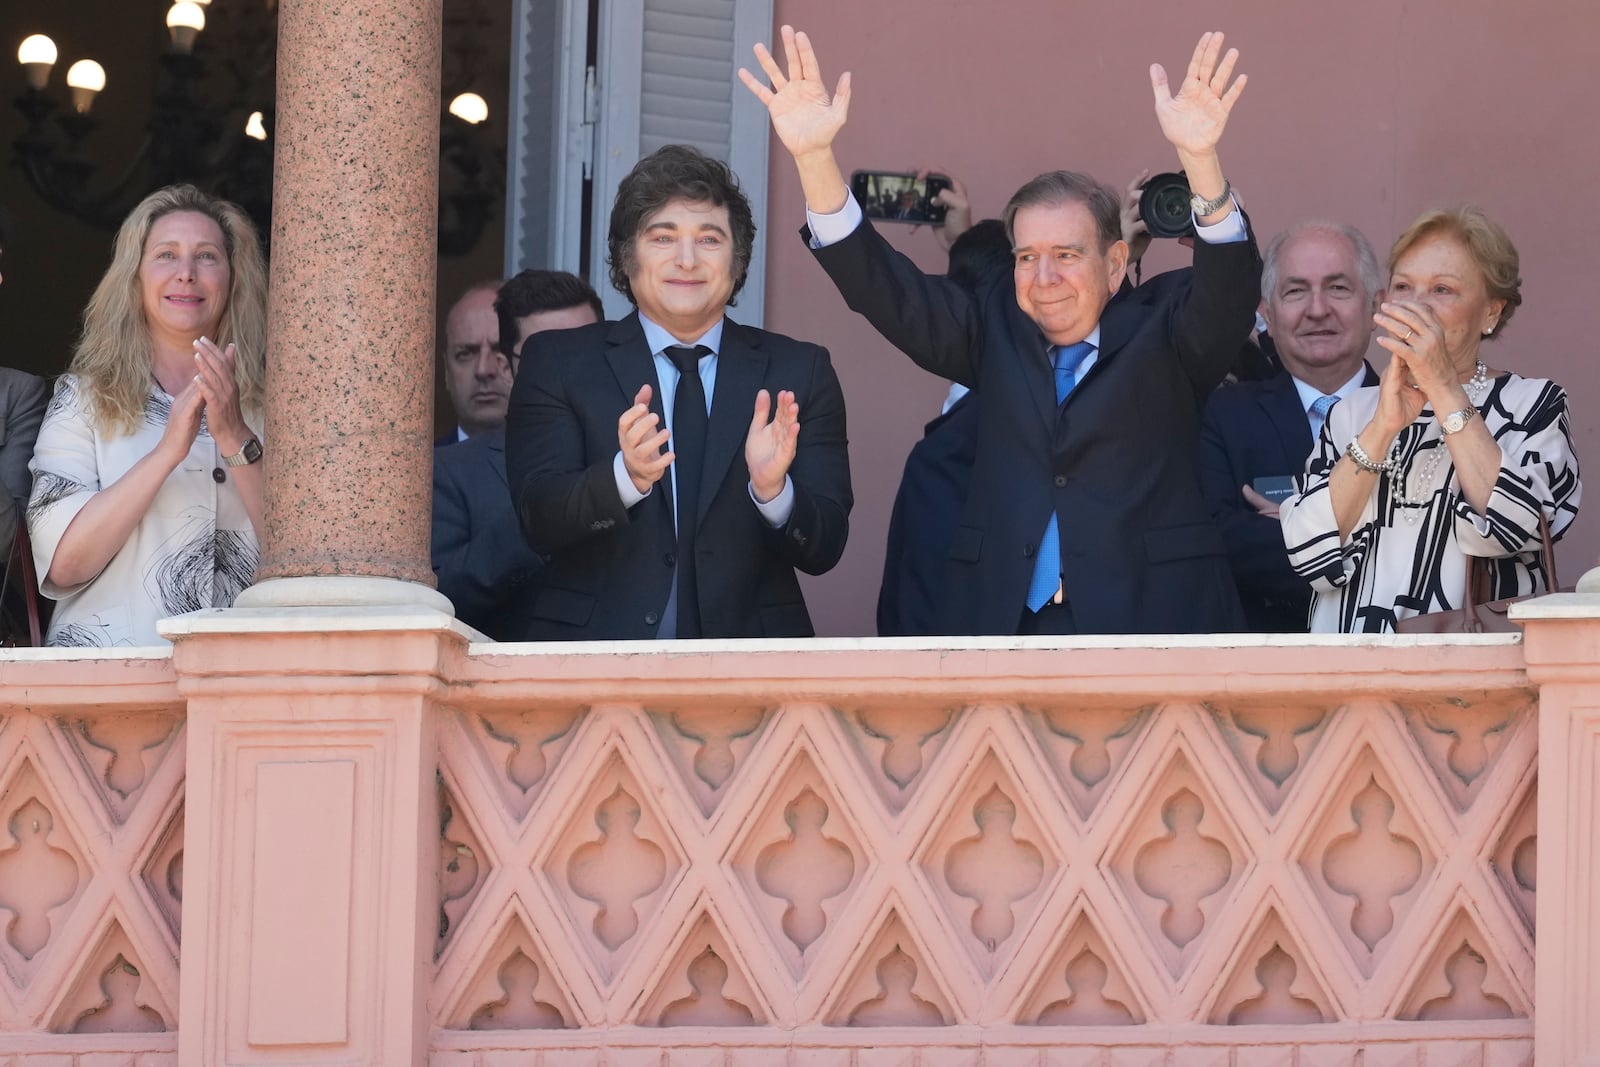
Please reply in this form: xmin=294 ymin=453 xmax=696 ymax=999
xmin=431 ymin=427 xmax=545 ymax=641
xmin=504 ymin=313 xmax=852 ymax=640
xmin=1199 ymin=364 xmax=1377 ymax=631
xmin=811 ymin=218 xmax=1261 ymax=635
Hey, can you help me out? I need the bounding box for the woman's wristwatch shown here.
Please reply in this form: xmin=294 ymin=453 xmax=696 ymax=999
xmin=222 ymin=437 xmax=263 ymax=467
xmin=1440 ymin=407 xmax=1477 ymax=435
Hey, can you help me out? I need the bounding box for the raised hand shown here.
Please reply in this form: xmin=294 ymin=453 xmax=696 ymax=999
xmin=1373 ymin=299 xmax=1461 ymax=405
xmin=618 ymin=384 xmax=673 ymax=494
xmin=192 ymin=336 xmax=249 ymax=453
xmin=738 ymin=26 xmax=851 ymax=160
xmin=1150 ymin=31 xmax=1247 ymax=158
xmin=159 ymin=378 xmax=207 ymax=465
xmin=1372 ymin=344 xmax=1429 ymax=441
xmin=745 ymin=388 xmax=800 ymax=503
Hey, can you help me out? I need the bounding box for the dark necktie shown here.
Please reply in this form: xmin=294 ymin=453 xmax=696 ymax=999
xmin=1025 ymin=340 xmax=1096 ymax=612
xmin=666 ymin=344 xmax=711 ymax=639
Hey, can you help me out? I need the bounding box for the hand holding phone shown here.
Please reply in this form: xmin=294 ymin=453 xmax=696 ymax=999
xmin=851 ymin=170 xmax=952 ymax=225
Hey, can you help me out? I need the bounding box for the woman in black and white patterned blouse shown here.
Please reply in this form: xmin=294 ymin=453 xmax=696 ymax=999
xmin=1279 ymin=205 xmax=1580 ymax=633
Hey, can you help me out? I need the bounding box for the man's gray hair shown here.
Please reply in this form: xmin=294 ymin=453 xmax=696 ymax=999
xmin=1260 ymin=221 xmax=1382 ymax=304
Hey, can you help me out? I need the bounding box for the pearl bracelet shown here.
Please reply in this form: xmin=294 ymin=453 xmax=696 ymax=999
xmin=1345 ymin=437 xmax=1392 ymax=474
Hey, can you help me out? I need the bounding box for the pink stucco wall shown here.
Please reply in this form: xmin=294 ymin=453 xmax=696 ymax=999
xmin=764 ymin=0 xmax=1600 ymax=637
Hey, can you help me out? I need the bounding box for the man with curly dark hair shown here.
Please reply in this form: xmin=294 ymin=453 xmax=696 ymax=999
xmin=504 ymin=145 xmax=852 ymax=640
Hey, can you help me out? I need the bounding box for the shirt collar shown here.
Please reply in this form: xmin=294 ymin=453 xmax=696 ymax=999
xmin=639 ymin=312 xmax=724 ymax=358
xmin=1291 ymin=363 xmax=1368 ymax=416
xmin=1042 ymin=324 xmax=1102 ymax=354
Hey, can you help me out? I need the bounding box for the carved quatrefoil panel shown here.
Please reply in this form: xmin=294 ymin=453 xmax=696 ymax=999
xmin=54 ymin=712 xmax=181 ymax=826
xmin=649 ymin=704 xmax=771 ymax=818
xmin=438 ymin=779 xmax=492 ymax=958
xmin=1489 ymin=777 xmax=1537 ymax=937
xmin=1104 ymin=749 xmax=1249 ymax=981
xmin=834 ymin=703 xmax=959 ymax=816
xmin=540 ymin=748 xmax=686 ymax=986
xmin=138 ymin=802 xmax=185 ymax=947
xmin=1297 ymin=745 xmax=1437 ymax=977
xmin=728 ymin=745 xmax=868 ymax=981
xmin=48 ymin=917 xmax=172 ymax=1034
xmin=822 ymin=906 xmax=957 ymax=1027
xmin=916 ymin=747 xmax=1060 ymax=980
xmin=1399 ymin=695 xmax=1529 ymax=814
xmin=1207 ymin=699 xmax=1335 ymax=815
xmin=1018 ymin=902 xmax=1148 ymax=1026
xmin=457 ymin=705 xmax=586 ymax=825
xmin=0 ymin=754 xmax=90 ymax=989
xmin=1022 ymin=703 xmax=1153 ymax=823
xmin=441 ymin=905 xmax=578 ymax=1031
xmin=637 ymin=906 xmax=769 ymax=1027
xmin=1206 ymin=903 xmax=1339 ymax=1025
xmin=1395 ymin=908 xmax=1526 ymax=1021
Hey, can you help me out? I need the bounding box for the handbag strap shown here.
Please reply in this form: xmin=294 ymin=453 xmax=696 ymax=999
xmin=1466 ymin=511 xmax=1559 ymax=611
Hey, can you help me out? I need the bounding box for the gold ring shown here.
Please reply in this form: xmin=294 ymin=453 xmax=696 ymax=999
xmin=1403 ymin=328 xmax=1415 ymax=342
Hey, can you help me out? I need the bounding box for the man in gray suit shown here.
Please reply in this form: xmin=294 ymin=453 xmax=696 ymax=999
xmin=431 ymin=270 xmax=602 ymax=640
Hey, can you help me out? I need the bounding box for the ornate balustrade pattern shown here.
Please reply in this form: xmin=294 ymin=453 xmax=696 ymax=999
xmin=0 ymin=631 xmax=1575 ymax=1065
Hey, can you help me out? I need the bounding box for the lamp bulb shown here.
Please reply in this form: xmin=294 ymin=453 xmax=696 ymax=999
xmin=167 ymin=2 xmax=207 ymax=31
xmin=448 ymin=92 xmax=489 ymax=125
xmin=18 ymin=35 xmax=59 ymax=67
xmin=65 ymin=59 xmax=106 ymax=92
xmin=245 ymin=111 xmax=267 ymax=141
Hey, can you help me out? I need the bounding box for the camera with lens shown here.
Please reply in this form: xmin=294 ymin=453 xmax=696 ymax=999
xmin=1138 ymin=171 xmax=1195 ymax=240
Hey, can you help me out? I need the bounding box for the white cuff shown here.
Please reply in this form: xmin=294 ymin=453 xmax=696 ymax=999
xmin=1193 ymin=196 xmax=1247 ymax=244
xmin=614 ymin=451 xmax=649 ymax=508
xmin=806 ymin=195 xmax=864 ymax=248
xmin=749 ymin=476 xmax=795 ymax=527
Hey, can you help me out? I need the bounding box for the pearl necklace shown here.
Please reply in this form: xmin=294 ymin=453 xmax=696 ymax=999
xmin=1389 ymin=360 xmax=1490 ymax=524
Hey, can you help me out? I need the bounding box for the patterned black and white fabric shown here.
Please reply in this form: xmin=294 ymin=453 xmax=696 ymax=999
xmin=1280 ymin=373 xmax=1580 ymax=633
xmin=26 ymin=375 xmax=261 ymax=647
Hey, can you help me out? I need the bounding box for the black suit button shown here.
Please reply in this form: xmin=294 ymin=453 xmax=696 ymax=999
xmin=1053 ymin=475 xmax=1067 ymax=488
xmin=1023 ymin=543 xmax=1035 ymax=558
xmin=664 ymin=552 xmax=676 ymax=567
xmin=644 ymin=611 xmax=660 ymax=626
xmin=212 ymin=467 xmax=226 ymax=484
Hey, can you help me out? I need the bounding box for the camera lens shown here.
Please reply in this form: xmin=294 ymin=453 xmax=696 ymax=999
xmin=1138 ymin=171 xmax=1196 ymax=240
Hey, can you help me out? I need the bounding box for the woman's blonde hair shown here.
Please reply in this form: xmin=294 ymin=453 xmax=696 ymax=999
xmin=70 ymin=184 xmax=268 ymax=436
xmin=1388 ymin=204 xmax=1522 ymax=339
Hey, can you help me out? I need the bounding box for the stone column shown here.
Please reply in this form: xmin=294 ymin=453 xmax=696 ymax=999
xmin=165 ymin=610 xmax=461 ymax=1067
xmin=1513 ymin=594 xmax=1600 ymax=1067
xmin=164 ymin=1 xmax=455 ymax=1064
xmin=254 ymin=0 xmax=443 ymax=596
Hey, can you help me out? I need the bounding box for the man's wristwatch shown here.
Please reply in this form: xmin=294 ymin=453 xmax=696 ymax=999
xmin=222 ymin=437 xmax=263 ymax=467
xmin=1190 ymin=179 xmax=1232 ymax=218
xmin=1440 ymin=407 xmax=1477 ymax=435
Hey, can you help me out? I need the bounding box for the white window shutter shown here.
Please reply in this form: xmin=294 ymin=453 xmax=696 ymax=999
xmin=591 ymin=0 xmax=773 ymax=325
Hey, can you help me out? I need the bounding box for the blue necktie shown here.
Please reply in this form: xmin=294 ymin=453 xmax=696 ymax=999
xmin=1309 ymin=394 xmax=1339 ymax=441
xmin=1025 ymin=341 xmax=1096 ymax=612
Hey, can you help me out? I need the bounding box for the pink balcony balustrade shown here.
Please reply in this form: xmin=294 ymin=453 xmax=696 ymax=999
xmin=2 ymin=605 xmax=1597 ymax=1066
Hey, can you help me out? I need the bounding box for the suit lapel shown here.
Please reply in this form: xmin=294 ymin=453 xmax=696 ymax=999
xmin=604 ymin=314 xmax=673 ymax=526
xmin=702 ymin=320 xmax=767 ymax=523
xmin=604 ymin=313 xmax=667 ymax=425
xmin=1261 ymin=372 xmax=1313 ymax=457
xmin=1002 ymin=299 xmax=1059 ymax=433
xmin=1067 ymin=279 xmax=1143 ymax=406
xmin=484 ymin=428 xmax=509 ymax=490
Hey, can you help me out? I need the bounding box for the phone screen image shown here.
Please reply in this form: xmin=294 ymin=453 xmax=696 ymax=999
xmin=851 ymin=171 xmax=951 ymax=225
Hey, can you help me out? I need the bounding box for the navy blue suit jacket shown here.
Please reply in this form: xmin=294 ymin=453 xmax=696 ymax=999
xmin=1199 ymin=364 xmax=1377 ymax=631
xmin=431 ymin=427 xmax=546 ymax=640
xmin=505 ymin=314 xmax=852 ymax=640
xmin=877 ymin=393 xmax=978 ymax=636
xmin=812 ymin=220 xmax=1260 ymax=635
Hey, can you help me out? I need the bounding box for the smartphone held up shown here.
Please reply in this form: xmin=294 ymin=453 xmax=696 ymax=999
xmin=851 ymin=170 xmax=951 ymax=225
